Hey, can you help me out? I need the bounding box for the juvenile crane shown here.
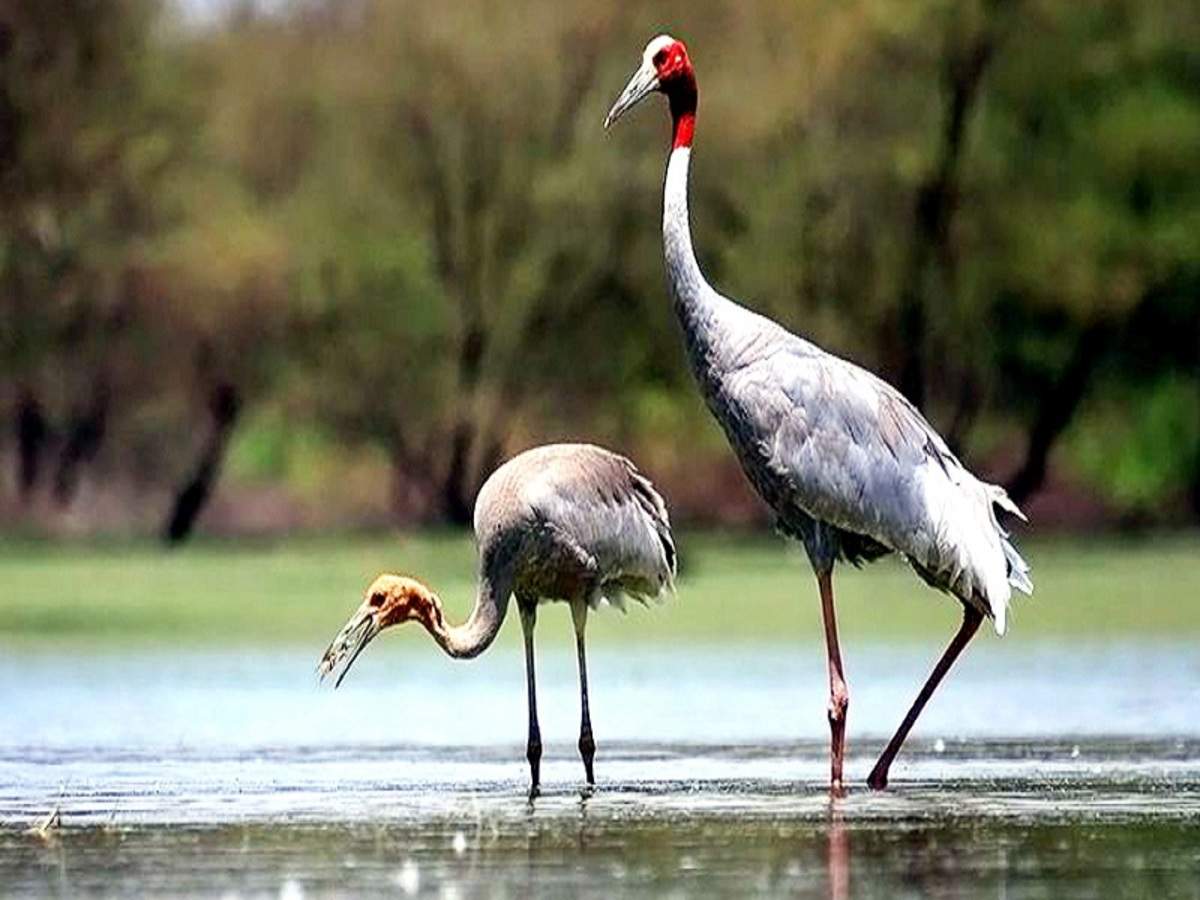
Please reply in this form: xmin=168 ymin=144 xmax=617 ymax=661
xmin=318 ymin=443 xmax=676 ymax=797
xmin=605 ymin=35 xmax=1032 ymax=792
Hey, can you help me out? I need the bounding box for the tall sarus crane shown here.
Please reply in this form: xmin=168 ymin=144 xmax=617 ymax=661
xmin=318 ymin=443 xmax=676 ymax=798
xmin=605 ymin=35 xmax=1032 ymax=792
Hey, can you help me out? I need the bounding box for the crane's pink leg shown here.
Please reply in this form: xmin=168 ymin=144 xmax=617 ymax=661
xmin=519 ymin=605 xmax=542 ymax=800
xmin=817 ymin=571 xmax=849 ymax=795
xmin=867 ymin=605 xmax=983 ymax=790
xmin=571 ymin=602 xmax=596 ymax=790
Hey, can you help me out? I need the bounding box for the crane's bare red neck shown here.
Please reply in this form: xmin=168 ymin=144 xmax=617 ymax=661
xmin=657 ymin=42 xmax=697 ymax=149
xmin=670 ymin=88 xmax=697 ymax=149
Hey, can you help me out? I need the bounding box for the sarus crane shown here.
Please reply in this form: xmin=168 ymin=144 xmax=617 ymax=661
xmin=605 ymin=34 xmax=1032 ymax=792
xmin=318 ymin=443 xmax=676 ymax=798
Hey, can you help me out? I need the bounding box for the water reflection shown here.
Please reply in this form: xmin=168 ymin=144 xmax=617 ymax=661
xmin=827 ymin=803 xmax=848 ymax=900
xmin=3 ymin=792 xmax=1198 ymax=897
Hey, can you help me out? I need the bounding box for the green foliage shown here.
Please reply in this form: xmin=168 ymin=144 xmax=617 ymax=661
xmin=1071 ymin=375 xmax=1200 ymax=510
xmin=2 ymin=0 xmax=1198 ymax=532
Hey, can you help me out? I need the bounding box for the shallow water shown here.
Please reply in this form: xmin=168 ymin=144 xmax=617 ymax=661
xmin=2 ymin=642 xmax=1199 ymax=896
xmin=3 ymin=741 xmax=1199 ymax=898
xmin=4 ymin=641 xmax=1199 ymax=750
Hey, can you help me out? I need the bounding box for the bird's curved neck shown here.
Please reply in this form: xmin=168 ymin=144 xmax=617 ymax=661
xmin=663 ymin=125 xmax=716 ymax=338
xmin=425 ymin=569 xmax=513 ymax=660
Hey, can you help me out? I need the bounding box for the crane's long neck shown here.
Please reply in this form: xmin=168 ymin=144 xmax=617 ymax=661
xmin=664 ymin=146 xmax=708 ymax=308
xmin=425 ymin=567 xmax=514 ymax=660
xmin=663 ymin=93 xmax=726 ymax=369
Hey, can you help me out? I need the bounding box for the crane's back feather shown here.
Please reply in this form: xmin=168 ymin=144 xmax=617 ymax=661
xmin=474 ymin=444 xmax=676 ymax=610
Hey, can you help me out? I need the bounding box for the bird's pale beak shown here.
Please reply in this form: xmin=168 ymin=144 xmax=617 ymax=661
xmin=604 ymin=62 xmax=660 ymax=130
xmin=317 ymin=601 xmax=383 ymax=688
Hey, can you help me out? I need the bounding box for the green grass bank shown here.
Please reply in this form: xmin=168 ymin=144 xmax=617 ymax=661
xmin=1 ymin=531 xmax=1197 ymax=649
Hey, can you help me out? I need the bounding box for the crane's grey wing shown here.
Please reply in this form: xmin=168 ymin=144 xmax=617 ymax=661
xmin=517 ymin=445 xmax=676 ymax=610
xmin=723 ymin=345 xmax=1030 ymax=630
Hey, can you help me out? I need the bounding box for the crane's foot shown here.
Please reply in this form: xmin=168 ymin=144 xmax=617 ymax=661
xmin=579 ymin=731 xmax=596 ymax=786
xmin=866 ymin=763 xmax=889 ymax=791
xmin=526 ymin=739 xmax=542 ymax=802
xmin=826 ymin=681 xmax=849 ymax=797
xmin=578 ymin=782 xmax=595 ymax=800
xmin=526 ymin=755 xmax=542 ymax=803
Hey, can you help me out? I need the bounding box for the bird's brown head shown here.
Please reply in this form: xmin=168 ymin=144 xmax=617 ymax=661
xmin=604 ymin=34 xmax=697 ymax=146
xmin=316 ymin=574 xmax=444 ymax=688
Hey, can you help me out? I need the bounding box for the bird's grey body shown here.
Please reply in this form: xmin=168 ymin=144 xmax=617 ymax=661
xmin=665 ymin=147 xmax=1030 ymax=632
xmin=318 ymin=442 xmax=674 ymax=797
xmin=474 ymin=443 xmax=676 ymax=611
xmin=472 ymin=443 xmax=675 ymax=795
xmin=604 ymin=34 xmax=1030 ymax=789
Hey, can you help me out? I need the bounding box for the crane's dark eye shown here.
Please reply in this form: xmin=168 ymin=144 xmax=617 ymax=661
xmin=368 ymin=591 xmax=384 ymax=608
xmin=653 ymin=49 xmax=668 ymax=67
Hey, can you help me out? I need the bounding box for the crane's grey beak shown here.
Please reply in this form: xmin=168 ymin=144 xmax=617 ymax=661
xmin=317 ymin=602 xmax=383 ymax=689
xmin=604 ymin=63 xmax=659 ymax=129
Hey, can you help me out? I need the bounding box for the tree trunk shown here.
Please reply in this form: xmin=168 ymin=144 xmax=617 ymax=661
xmin=1005 ymin=327 xmax=1107 ymax=505
xmin=476 ymin=432 xmax=504 ymax=492
xmin=52 ymin=385 xmax=108 ymax=506
xmin=387 ymin=439 xmax=437 ymax=524
xmin=439 ymin=419 xmax=476 ymax=525
xmin=162 ymin=382 xmax=241 ymax=545
xmin=895 ymin=38 xmax=998 ymax=408
xmin=892 ymin=3 xmax=1014 ymax=409
xmin=944 ymin=373 xmax=983 ymax=457
xmin=14 ymin=386 xmax=47 ymax=502
xmin=1191 ymin=450 xmax=1200 ymax=522
xmin=1191 ymin=372 xmax=1200 ymax=522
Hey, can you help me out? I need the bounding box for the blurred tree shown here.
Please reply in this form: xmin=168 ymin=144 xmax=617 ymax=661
xmin=0 ymin=0 xmax=293 ymax=539
xmin=0 ymin=0 xmax=177 ymax=501
xmin=971 ymin=0 xmax=1200 ymax=504
xmin=891 ymin=0 xmax=1017 ymax=419
xmin=3 ymin=0 xmax=1197 ymax=535
xmin=0 ymin=0 xmax=172 ymax=506
xmin=238 ymin=0 xmax=669 ymax=523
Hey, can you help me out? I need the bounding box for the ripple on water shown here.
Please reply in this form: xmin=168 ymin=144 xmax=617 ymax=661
xmin=2 ymin=644 xmax=1199 ymax=894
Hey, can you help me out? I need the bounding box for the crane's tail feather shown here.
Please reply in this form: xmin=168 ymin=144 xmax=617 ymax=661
xmin=594 ymin=578 xmax=673 ymax=613
xmin=1003 ymin=536 xmax=1033 ymax=596
xmin=988 ymin=485 xmax=1033 ymax=596
xmin=989 ymin=485 xmax=1028 ymax=523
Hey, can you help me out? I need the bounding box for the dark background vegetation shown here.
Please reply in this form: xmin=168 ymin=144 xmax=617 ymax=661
xmin=2 ymin=0 xmax=1198 ymax=541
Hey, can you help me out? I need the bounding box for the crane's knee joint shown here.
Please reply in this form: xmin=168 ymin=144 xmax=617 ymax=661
xmin=827 ymin=688 xmax=849 ymax=725
xmin=527 ymin=739 xmax=542 ymax=765
xmin=578 ymin=731 xmax=595 ymax=758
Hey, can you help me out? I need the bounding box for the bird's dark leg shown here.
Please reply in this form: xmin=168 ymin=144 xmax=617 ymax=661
xmin=519 ymin=603 xmax=542 ymax=799
xmin=571 ymin=601 xmax=596 ymax=791
xmin=867 ymin=605 xmax=983 ymax=790
xmin=817 ymin=570 xmax=849 ymax=795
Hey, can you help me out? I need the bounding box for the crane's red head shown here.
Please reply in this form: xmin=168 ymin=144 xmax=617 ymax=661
xmin=604 ymin=34 xmax=697 ymax=148
xmin=316 ymin=574 xmax=444 ymax=688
